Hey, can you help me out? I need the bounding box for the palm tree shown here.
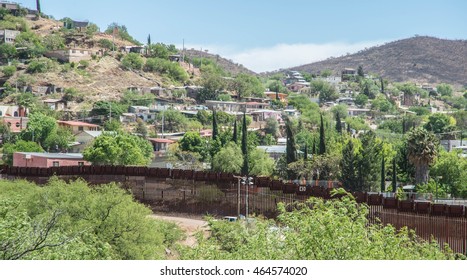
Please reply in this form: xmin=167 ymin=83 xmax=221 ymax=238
xmin=406 ymin=127 xmax=438 ymax=184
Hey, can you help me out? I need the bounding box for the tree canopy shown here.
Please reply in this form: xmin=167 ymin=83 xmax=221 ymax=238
xmin=83 ymin=132 xmax=153 ymax=165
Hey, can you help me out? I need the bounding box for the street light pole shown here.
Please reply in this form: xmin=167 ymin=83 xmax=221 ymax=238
xmin=237 ymin=177 xmax=241 ymax=217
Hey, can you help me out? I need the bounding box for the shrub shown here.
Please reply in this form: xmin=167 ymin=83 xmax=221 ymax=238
xmin=121 ymin=53 xmax=143 ymax=70
xmin=1 ymin=65 xmax=16 ymax=77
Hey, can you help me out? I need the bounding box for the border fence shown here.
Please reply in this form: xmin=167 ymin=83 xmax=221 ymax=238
xmin=1 ymin=165 xmax=466 ymax=254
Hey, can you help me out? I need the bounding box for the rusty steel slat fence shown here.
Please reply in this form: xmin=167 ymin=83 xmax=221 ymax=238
xmin=2 ymin=165 xmax=467 ymax=254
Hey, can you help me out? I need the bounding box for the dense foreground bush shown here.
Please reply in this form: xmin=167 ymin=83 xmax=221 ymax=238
xmin=0 ymin=178 xmax=183 ymax=260
xmin=179 ymin=189 xmax=459 ymax=260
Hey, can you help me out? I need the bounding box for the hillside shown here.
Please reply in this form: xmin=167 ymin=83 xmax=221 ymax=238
xmin=289 ymin=36 xmax=467 ymax=87
xmin=183 ymin=49 xmax=256 ymax=76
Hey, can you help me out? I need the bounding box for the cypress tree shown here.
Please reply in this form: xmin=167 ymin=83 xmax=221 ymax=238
xmin=241 ymin=112 xmax=248 ymax=176
xmin=402 ymin=118 xmax=406 ymax=134
xmin=380 ymin=155 xmax=385 ymax=192
xmin=285 ymin=119 xmax=297 ymax=179
xmin=304 ymin=143 xmax=308 ymax=161
xmin=212 ymin=109 xmax=218 ymax=141
xmin=285 ymin=120 xmax=297 ymax=164
xmin=341 ymin=139 xmax=358 ymax=191
xmin=36 ymin=0 xmax=41 ymax=14
xmin=312 ymin=139 xmax=316 ymax=155
xmin=347 ymin=122 xmax=351 ymax=134
xmin=380 ymin=77 xmax=385 ymax=93
xmin=319 ymin=114 xmax=326 ymax=155
xmin=336 ymin=113 xmax=342 ymax=134
xmin=147 ymin=34 xmax=151 ymax=46
xmin=232 ymin=118 xmax=238 ymax=143
xmin=392 ymin=157 xmax=397 ymax=192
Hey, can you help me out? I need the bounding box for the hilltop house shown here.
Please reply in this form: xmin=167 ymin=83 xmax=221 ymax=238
xmin=44 ymin=48 xmax=92 ymax=63
xmin=0 ymin=29 xmax=20 ymax=44
xmin=43 ymin=99 xmax=66 ymax=111
xmin=63 ymin=20 xmax=89 ymax=31
xmin=341 ymin=68 xmax=357 ymax=80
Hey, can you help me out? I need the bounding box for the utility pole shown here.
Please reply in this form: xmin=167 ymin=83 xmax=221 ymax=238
xmin=161 ymin=110 xmax=165 ymax=138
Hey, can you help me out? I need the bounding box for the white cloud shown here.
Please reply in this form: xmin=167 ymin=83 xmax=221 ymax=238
xmin=181 ymin=41 xmax=389 ymax=73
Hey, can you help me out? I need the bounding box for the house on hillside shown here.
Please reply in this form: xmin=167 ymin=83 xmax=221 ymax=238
xmin=0 ymin=29 xmax=20 ymax=44
xmin=13 ymin=152 xmax=90 ymax=167
xmin=57 ymin=120 xmax=100 ymax=134
xmin=341 ymin=68 xmax=357 ymax=80
xmin=287 ymin=82 xmax=309 ymax=92
xmin=63 ymin=20 xmax=89 ymax=31
xmin=1 ymin=116 xmax=28 ymax=133
xmin=347 ymin=107 xmax=371 ymax=117
xmin=0 ymin=105 xmax=27 ymax=117
xmin=44 ymin=48 xmax=92 ymax=63
xmin=264 ymin=92 xmax=288 ymax=102
xmin=43 ymin=99 xmax=66 ymax=111
xmin=121 ymin=46 xmax=144 ymax=54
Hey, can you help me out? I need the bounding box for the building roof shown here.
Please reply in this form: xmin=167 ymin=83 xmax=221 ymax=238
xmin=78 ymin=130 xmax=103 ymax=138
xmin=16 ymin=152 xmax=84 ymax=160
xmin=257 ymin=145 xmax=286 ymax=154
xmin=148 ymin=138 xmax=176 ymax=144
xmin=43 ymin=99 xmax=64 ymax=103
xmin=58 ymin=120 xmax=100 ymax=128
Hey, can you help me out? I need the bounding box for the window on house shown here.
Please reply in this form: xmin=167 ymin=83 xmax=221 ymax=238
xmin=78 ymin=162 xmax=84 ymax=166
xmin=78 ymin=126 xmax=84 ymax=131
xmin=52 ymin=161 xmax=59 ymax=167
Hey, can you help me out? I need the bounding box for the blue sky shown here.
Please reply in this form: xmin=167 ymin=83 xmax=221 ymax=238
xmin=18 ymin=0 xmax=467 ymax=72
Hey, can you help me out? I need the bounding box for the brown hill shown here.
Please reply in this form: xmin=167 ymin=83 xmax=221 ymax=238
xmin=183 ymin=49 xmax=256 ymax=76
xmin=289 ymin=36 xmax=467 ymax=87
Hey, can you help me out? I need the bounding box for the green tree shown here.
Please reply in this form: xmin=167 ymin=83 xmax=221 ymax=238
xmin=357 ymin=131 xmax=382 ymax=191
xmin=42 ymin=34 xmax=65 ymax=51
xmin=309 ymin=80 xmax=338 ymax=103
xmin=264 ymin=117 xmax=279 ymax=137
xmin=407 ymin=128 xmax=439 ymax=184
xmin=355 ymin=94 xmax=368 ymax=107
xmin=158 ymin=109 xmax=188 ymax=133
xmin=212 ymin=142 xmax=243 ymax=173
xmin=232 ymin=118 xmax=238 ymax=143
xmin=121 ymin=53 xmax=144 ymax=70
xmin=381 ymin=155 xmax=386 ymax=192
xmin=392 ymin=157 xmax=397 ymax=192
xmin=430 ymin=150 xmax=467 ymax=198
xmin=134 ymin=118 xmax=148 ymax=137
xmin=180 ymin=191 xmax=454 ymax=260
xmin=357 ymin=65 xmax=364 ymax=77
xmin=14 ymin=31 xmax=45 ymax=58
xmin=0 ymin=178 xmax=182 ymax=259
xmin=212 ymin=110 xmax=218 ymax=141
xmin=0 ymin=44 xmax=17 ymax=60
xmin=105 ymin=23 xmax=141 ymax=45
xmin=103 ymin=119 xmax=122 ymax=131
xmin=2 ymin=140 xmax=43 ymax=165
xmin=335 ymin=113 xmax=342 ymax=134
xmin=21 ymin=113 xmax=57 ymax=147
xmin=1 ymin=65 xmax=16 ymax=77
xmin=318 ymin=114 xmax=326 ymax=155
xmin=285 ymin=119 xmax=298 ymax=179
xmin=436 ymin=83 xmax=453 ymax=97
xmin=249 ymin=148 xmax=274 ymax=176
xmin=424 ymin=113 xmax=455 ymax=134
xmin=230 ymin=73 xmax=264 ymax=100
xmin=83 ymin=132 xmax=153 ymax=165
xmin=340 ymin=139 xmax=359 ymax=191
